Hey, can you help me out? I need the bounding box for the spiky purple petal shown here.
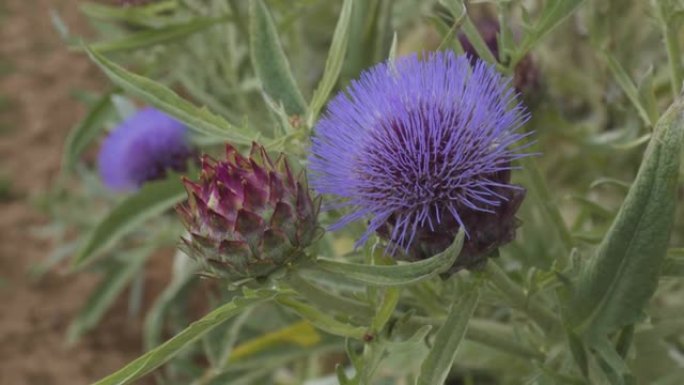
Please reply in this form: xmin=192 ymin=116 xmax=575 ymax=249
xmin=309 ymin=51 xmax=531 ymax=262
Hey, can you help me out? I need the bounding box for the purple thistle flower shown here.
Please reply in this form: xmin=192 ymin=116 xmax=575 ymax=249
xmin=309 ymin=51 xmax=532 ymax=270
xmin=98 ymin=107 xmax=194 ymax=192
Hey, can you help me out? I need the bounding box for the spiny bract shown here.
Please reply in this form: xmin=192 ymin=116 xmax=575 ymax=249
xmin=309 ymin=51 xmax=531 ymax=270
xmin=177 ymin=143 xmax=321 ymax=280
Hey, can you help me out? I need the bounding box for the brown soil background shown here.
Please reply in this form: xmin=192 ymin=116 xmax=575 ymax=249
xmin=0 ymin=1 xmax=160 ymax=384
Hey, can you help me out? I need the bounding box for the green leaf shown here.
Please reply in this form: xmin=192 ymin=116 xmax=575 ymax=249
xmin=80 ymin=1 xmax=178 ymax=28
xmin=61 ymin=91 xmax=116 ymax=172
xmin=250 ymin=0 xmax=307 ymax=116
xmin=571 ymin=96 xmax=684 ymax=339
xmin=90 ymin=290 xmax=274 ymax=385
xmin=637 ymin=67 xmax=659 ymax=125
xmin=285 ymin=272 xmax=373 ymax=319
xmin=416 ymin=279 xmax=481 ymax=385
xmin=661 ymin=255 xmax=684 ymax=277
xmin=313 ymin=230 xmax=464 ymax=286
xmin=388 ymin=31 xmax=398 ymax=61
xmin=72 ymin=175 xmax=186 ymax=268
xmin=275 ymin=295 xmax=367 ymax=340
xmin=567 ymin=330 xmax=589 ymax=378
xmin=204 ymin=340 xmax=342 ymax=385
xmin=594 ymin=337 xmax=630 ymax=382
xmin=307 ymin=0 xmax=354 ymax=126
xmin=460 ymin=16 xmax=498 ymax=64
xmin=370 ymin=286 xmax=400 ymax=333
xmin=85 ymin=47 xmax=255 ymax=145
xmin=515 ymin=0 xmax=585 ymax=63
xmin=144 ymin=250 xmax=198 ymax=349
xmin=605 ymin=54 xmax=653 ymax=127
xmin=67 ymin=246 xmax=152 ymax=344
xmin=87 ymin=17 xmax=226 ymax=53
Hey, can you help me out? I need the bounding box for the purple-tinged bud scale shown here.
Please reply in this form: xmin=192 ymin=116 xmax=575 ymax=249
xmin=177 ymin=143 xmax=321 ymax=280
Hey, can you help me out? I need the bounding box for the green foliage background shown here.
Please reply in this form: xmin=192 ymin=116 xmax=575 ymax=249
xmin=42 ymin=0 xmax=684 ymax=384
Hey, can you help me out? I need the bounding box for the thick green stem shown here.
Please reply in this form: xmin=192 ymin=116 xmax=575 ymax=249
xmin=485 ymin=261 xmax=559 ymax=331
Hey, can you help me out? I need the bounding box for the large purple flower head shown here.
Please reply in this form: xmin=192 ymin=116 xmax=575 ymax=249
xmin=309 ymin=51 xmax=531 ymax=270
xmin=98 ymin=107 xmax=194 ymax=192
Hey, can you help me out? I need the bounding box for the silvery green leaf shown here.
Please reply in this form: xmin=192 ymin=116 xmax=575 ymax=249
xmin=571 ymin=96 xmax=684 ymax=339
xmin=67 ymin=246 xmax=153 ymax=344
xmin=250 ymin=0 xmax=307 ymax=116
xmin=61 ymin=91 xmax=116 ymax=172
xmin=72 ymin=174 xmax=186 ymax=268
xmin=90 ymin=290 xmax=275 ymax=385
xmin=313 ymin=230 xmax=464 ymax=287
xmin=460 ymin=16 xmax=498 ymax=64
xmin=516 ymin=0 xmax=585 ymax=62
xmin=85 ymin=47 xmax=255 ymax=144
xmin=144 ymin=250 xmax=198 ymax=349
xmin=86 ymin=17 xmax=225 ymax=53
xmin=275 ymin=295 xmax=367 ymax=340
xmin=605 ymin=54 xmax=653 ymax=127
xmin=308 ymin=0 xmax=354 ymax=126
xmin=416 ymin=279 xmax=481 ymax=385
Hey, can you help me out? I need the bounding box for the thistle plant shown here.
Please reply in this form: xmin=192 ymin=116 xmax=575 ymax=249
xmin=309 ymin=52 xmax=529 ymax=270
xmin=44 ymin=1 xmax=684 ymax=384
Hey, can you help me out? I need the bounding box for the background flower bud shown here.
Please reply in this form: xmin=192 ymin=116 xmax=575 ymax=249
xmin=97 ymin=107 xmax=194 ymax=192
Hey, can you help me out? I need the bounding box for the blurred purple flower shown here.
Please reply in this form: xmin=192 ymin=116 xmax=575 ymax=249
xmin=309 ymin=51 xmax=531 ymax=269
xmin=98 ymin=107 xmax=194 ymax=192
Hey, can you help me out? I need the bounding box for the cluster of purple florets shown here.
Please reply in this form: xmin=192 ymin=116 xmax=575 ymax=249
xmin=308 ymin=51 xmax=530 ymax=267
xmin=98 ymin=107 xmax=194 ymax=192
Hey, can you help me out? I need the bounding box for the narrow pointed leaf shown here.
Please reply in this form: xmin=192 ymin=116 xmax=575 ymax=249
xmin=67 ymin=247 xmax=152 ymax=344
xmin=73 ymin=174 xmax=186 ymax=268
xmin=416 ymin=280 xmax=481 ymax=385
xmin=227 ymin=321 xmax=321 ymax=362
xmin=250 ymin=0 xmax=306 ymax=116
xmin=313 ymin=230 xmax=464 ymax=286
xmin=80 ymin=1 xmax=177 ymax=28
xmin=516 ymin=0 xmax=584 ymax=61
xmin=90 ymin=291 xmax=274 ymax=385
xmin=87 ymin=17 xmax=226 ymax=53
xmin=460 ymin=16 xmax=498 ymax=64
xmin=62 ymin=91 xmax=116 ymax=172
xmin=605 ymin=54 xmax=653 ymax=127
xmin=571 ymin=96 xmax=684 ymax=338
xmin=85 ymin=47 xmax=255 ymax=144
xmin=307 ymin=0 xmax=354 ymax=126
xmin=144 ymin=251 xmax=198 ymax=349
xmin=275 ymin=295 xmax=367 ymax=340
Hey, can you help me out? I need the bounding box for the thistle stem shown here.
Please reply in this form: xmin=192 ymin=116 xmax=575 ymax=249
xmin=484 ymin=261 xmax=559 ymax=331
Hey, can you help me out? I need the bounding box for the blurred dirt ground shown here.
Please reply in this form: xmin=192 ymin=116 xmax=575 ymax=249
xmin=0 ymin=1 xmax=156 ymax=384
